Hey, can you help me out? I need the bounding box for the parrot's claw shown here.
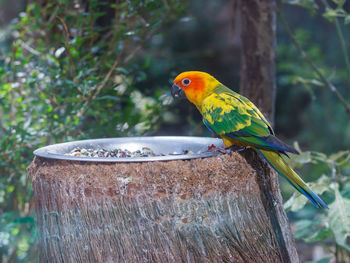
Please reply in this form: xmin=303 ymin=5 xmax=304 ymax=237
xmin=227 ymin=145 xmax=246 ymax=152
xmin=206 ymin=146 xmax=227 ymax=154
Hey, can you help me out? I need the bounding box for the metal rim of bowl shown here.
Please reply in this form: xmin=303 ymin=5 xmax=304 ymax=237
xmin=33 ymin=136 xmax=224 ymax=162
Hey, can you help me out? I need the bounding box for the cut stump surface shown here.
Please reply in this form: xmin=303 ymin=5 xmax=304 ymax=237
xmin=28 ymin=149 xmax=298 ymax=263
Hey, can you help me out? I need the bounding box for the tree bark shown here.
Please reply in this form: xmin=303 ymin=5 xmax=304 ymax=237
xmin=240 ymin=0 xmax=277 ymax=123
xmin=239 ymin=0 xmax=299 ymax=262
xmin=28 ymin=152 xmax=297 ymax=263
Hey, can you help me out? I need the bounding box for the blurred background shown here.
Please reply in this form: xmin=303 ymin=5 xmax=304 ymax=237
xmin=0 ymin=0 xmax=349 ymax=262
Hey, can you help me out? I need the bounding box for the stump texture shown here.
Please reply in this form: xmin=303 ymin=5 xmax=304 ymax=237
xmin=28 ymin=150 xmax=298 ymax=263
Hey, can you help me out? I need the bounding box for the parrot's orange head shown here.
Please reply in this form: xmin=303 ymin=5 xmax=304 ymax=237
xmin=171 ymin=71 xmax=218 ymax=106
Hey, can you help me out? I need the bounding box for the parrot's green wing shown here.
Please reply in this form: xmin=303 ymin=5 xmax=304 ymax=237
xmin=202 ymin=90 xmax=271 ymax=136
xmin=202 ymin=88 xmax=298 ymax=154
xmin=201 ymin=84 xmax=325 ymax=208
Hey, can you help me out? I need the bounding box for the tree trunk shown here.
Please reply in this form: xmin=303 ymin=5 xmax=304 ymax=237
xmin=239 ymin=0 xmax=299 ymax=262
xmin=240 ymin=0 xmax=276 ymax=123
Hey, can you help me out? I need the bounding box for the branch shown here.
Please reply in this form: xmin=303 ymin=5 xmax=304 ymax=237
xmin=56 ymin=16 xmax=76 ymax=78
xmin=123 ymin=7 xmax=173 ymax=64
xmin=76 ymin=52 xmax=122 ymax=118
xmin=319 ymin=0 xmax=350 ymax=85
xmin=76 ymin=4 xmax=172 ymax=116
xmin=18 ymin=40 xmax=41 ymax=56
xmin=277 ymin=8 xmax=350 ymax=116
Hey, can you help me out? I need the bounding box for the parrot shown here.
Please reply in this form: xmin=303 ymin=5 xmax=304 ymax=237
xmin=171 ymin=71 xmax=328 ymax=209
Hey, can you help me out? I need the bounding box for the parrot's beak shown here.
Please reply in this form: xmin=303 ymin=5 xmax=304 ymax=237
xmin=171 ymin=83 xmax=186 ymax=99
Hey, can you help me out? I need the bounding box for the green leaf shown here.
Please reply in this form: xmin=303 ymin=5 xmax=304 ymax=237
xmin=323 ymin=7 xmax=346 ymax=22
xmin=292 ymin=151 xmax=312 ymax=165
xmin=288 ymin=141 xmax=314 ymax=168
xmin=294 ymin=219 xmax=318 ymax=239
xmin=304 ymin=226 xmax=333 ymax=242
xmin=329 ymin=151 xmax=350 ymax=162
xmin=46 ymin=54 xmax=60 ymax=66
xmin=311 ymin=175 xmax=331 ymax=194
xmin=0 ymin=83 xmax=12 ymax=93
xmin=293 ymin=141 xmax=303 ymax=153
xmin=312 ymin=152 xmax=329 ymax=163
xmin=345 ymin=15 xmax=350 ymax=24
xmin=332 ymin=0 xmax=345 ymax=7
xmin=284 ymin=0 xmax=318 ymax=14
xmin=328 ymin=184 xmax=350 ymax=251
xmin=284 ymin=191 xmax=309 ymax=211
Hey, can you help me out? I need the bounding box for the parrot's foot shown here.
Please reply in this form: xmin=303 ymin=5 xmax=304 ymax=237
xmin=227 ymin=145 xmax=246 ymax=152
xmin=206 ymin=145 xmax=228 ymax=154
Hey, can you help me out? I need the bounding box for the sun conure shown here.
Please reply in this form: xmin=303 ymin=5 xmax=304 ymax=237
xmin=171 ymin=71 xmax=328 ymax=209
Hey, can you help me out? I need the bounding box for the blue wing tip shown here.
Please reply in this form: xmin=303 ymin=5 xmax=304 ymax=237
xmin=316 ymin=198 xmax=329 ymax=209
xmin=304 ymin=188 xmax=328 ymax=209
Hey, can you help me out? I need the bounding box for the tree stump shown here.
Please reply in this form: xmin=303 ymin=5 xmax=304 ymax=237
xmin=27 ymin=149 xmax=298 ymax=263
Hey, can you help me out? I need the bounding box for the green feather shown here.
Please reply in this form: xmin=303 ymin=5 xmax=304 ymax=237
xmin=201 ymin=84 xmax=298 ymax=153
xmin=202 ymin=87 xmax=272 ymax=138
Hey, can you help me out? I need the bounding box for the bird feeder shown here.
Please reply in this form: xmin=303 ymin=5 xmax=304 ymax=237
xmin=28 ymin=136 xmax=298 ymax=262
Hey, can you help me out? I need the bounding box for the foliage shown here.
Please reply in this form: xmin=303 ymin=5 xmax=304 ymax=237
xmin=280 ymin=1 xmax=350 ymax=262
xmin=0 ymin=0 xmax=183 ymax=261
xmin=276 ymin=20 xmax=350 ymax=152
xmin=0 ymin=0 xmax=350 ymax=262
xmin=285 ymin=145 xmax=350 ymax=262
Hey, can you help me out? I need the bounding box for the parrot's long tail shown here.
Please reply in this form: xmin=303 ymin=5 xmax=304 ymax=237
xmin=256 ymin=149 xmax=328 ymax=209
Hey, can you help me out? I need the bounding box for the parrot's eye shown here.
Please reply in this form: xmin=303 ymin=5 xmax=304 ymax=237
xmin=182 ymin=78 xmax=191 ymax=86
